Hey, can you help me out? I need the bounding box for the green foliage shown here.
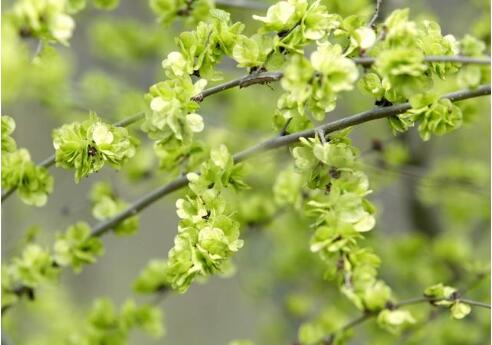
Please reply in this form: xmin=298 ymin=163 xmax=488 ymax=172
xmin=424 ymin=283 xmax=472 ymax=319
xmin=2 ymin=115 xmax=17 ymax=153
xmin=54 ymin=222 xmax=104 ymax=272
xmin=1 ymin=0 xmax=490 ymax=344
xmin=90 ymin=182 xmax=139 ymax=236
xmin=89 ymin=18 xmax=168 ymax=63
xmin=2 ymin=149 xmax=54 ymax=206
xmin=150 ymin=0 xmax=214 ymax=25
xmin=396 ymin=92 xmax=464 ymax=141
xmin=277 ymin=43 xmax=358 ymax=125
xmin=135 ymin=145 xmax=248 ymax=293
xmin=418 ymin=159 xmax=490 ymax=226
xmin=1 ymin=116 xmax=54 ymax=206
xmin=12 ymin=244 xmax=59 ymax=287
xmin=9 ymin=0 xmax=76 ymax=45
xmin=92 ymin=0 xmax=119 ymax=10
xmin=458 ymin=35 xmax=490 ymax=88
xmin=53 ymin=113 xmax=138 ymax=182
xmin=70 ymin=298 xmax=164 ymax=344
xmin=133 ymin=259 xmax=170 ymax=293
xmin=376 ymin=309 xmax=415 ymax=334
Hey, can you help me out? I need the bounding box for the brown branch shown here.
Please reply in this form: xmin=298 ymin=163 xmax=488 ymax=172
xmin=90 ymin=85 xmax=490 ymax=237
xmin=316 ymin=295 xmax=490 ymax=345
xmin=3 ymin=86 xmax=490 ymax=315
xmin=4 ymin=54 xmax=489 ymax=203
xmin=368 ymin=0 xmax=383 ymax=28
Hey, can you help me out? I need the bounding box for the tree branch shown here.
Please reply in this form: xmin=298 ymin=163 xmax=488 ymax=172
xmin=0 ymin=112 xmax=145 ymax=203
xmin=4 ymin=86 xmax=490 ymax=313
xmin=90 ymin=85 xmax=490 ymax=238
xmin=191 ymin=55 xmax=491 ymax=100
xmin=5 ymin=54 xmax=489 ymax=202
xmin=318 ymin=295 xmax=491 ymax=345
xmin=368 ymin=0 xmax=383 ymax=28
xmin=459 ymin=298 xmax=492 ymax=309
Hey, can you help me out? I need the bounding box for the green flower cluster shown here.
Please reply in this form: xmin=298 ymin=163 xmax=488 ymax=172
xmin=143 ymin=77 xmax=206 ymax=140
xmin=276 ymin=43 xmax=358 ymax=128
xmin=424 ymin=283 xmax=472 ymax=319
xmin=8 ymin=244 xmax=59 ymax=288
xmin=291 ymin=134 xmax=380 ymax=289
xmin=150 ymin=0 xmax=213 ymax=25
xmin=2 ymin=244 xmax=59 ymax=310
xmin=377 ymin=309 xmax=416 ymax=334
xmin=285 ymin=132 xmax=419 ymax=336
xmin=457 ymin=35 xmax=490 ymax=88
xmin=9 ymin=0 xmax=76 ymax=45
xmin=163 ymin=9 xmax=244 ymax=78
xmin=52 ymin=113 xmax=138 ymax=183
xmin=291 ymin=133 xmax=375 ymax=235
xmin=69 ymin=298 xmax=163 ymax=345
xmin=389 ymin=92 xmax=463 ymax=141
xmin=89 ymin=18 xmax=167 ymax=63
xmin=89 ymin=182 xmax=139 ymax=236
xmin=134 ymin=145 xmax=248 ymax=293
xmin=143 ymin=75 xmax=207 ymax=173
xmin=2 ymin=221 xmax=104 ymax=310
xmin=144 ymin=9 xmax=244 ymax=172
xmin=133 ymin=259 xmax=169 ymax=293
xmin=360 ymin=9 xmax=462 ymax=103
xmin=251 ymin=0 xmax=340 ymax=54
xmin=1 ymin=116 xmax=53 ymax=206
xmin=2 ymin=115 xmax=17 ymax=153
xmin=53 ymin=222 xmax=104 ymax=272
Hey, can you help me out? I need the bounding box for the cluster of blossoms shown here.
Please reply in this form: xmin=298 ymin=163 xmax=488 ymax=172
xmin=9 ymin=0 xmax=76 ymax=45
xmin=52 ymin=113 xmax=138 ymax=183
xmin=89 ymin=182 xmax=139 ymax=236
xmin=150 ymin=0 xmax=214 ymax=25
xmin=8 ymin=0 xmax=122 ymax=45
xmin=2 ymin=0 xmax=489 ymax=342
xmin=1 ymin=115 xmax=54 ymax=206
xmin=143 ymin=9 xmax=244 ymax=173
xmin=390 ymin=92 xmax=463 ymax=141
xmin=276 ymin=43 xmax=358 ymax=129
xmin=134 ymin=145 xmax=248 ymax=293
xmin=275 ymin=131 xmax=417 ymax=338
xmin=424 ymin=283 xmax=472 ymax=319
xmin=357 ymin=9 xmax=489 ymax=135
xmin=360 ymin=9 xmax=460 ymax=103
xmin=53 ymin=222 xmax=104 ymax=272
xmin=2 ymin=221 xmax=104 ymax=310
xmin=69 ymin=298 xmax=163 ymax=345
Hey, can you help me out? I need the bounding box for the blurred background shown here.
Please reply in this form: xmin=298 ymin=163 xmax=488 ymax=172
xmin=2 ymin=0 xmax=490 ymax=344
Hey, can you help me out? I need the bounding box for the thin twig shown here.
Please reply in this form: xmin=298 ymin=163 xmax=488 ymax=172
xmin=5 ymin=54 xmax=489 ymax=201
xmin=317 ymin=295 xmax=490 ymax=345
xmin=192 ymin=56 xmax=491 ymax=101
xmin=368 ymin=0 xmax=383 ymax=28
xmin=90 ymin=85 xmax=490 ymax=238
xmin=4 ymin=86 xmax=490 ymax=314
xmin=460 ymin=298 xmax=492 ymax=309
